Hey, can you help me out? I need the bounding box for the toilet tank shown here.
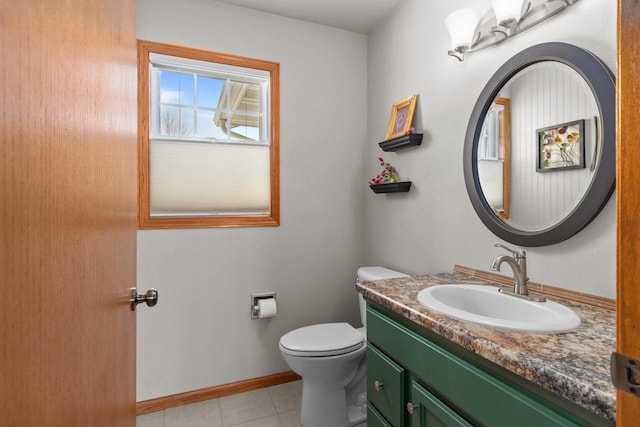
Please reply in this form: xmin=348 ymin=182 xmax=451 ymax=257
xmin=357 ymin=266 xmax=409 ymax=327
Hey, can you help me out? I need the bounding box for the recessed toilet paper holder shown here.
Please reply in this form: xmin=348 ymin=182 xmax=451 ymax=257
xmin=251 ymin=292 xmax=276 ymax=319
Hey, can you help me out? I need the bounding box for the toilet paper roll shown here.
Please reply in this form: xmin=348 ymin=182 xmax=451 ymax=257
xmin=257 ymin=298 xmax=277 ymax=318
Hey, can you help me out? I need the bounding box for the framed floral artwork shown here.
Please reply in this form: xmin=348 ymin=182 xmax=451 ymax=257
xmin=536 ymin=119 xmax=585 ymax=172
xmin=385 ymin=95 xmax=418 ymax=140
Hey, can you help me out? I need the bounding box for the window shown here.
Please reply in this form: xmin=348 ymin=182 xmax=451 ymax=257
xmin=138 ymin=40 xmax=280 ymax=228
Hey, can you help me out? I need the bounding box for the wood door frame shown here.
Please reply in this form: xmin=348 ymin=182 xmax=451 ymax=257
xmin=617 ymin=0 xmax=640 ymax=425
xmin=494 ymin=96 xmax=511 ymax=220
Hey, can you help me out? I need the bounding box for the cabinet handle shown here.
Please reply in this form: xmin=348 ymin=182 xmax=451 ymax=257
xmin=406 ymin=402 xmax=419 ymax=415
xmin=374 ymin=380 xmax=384 ymax=391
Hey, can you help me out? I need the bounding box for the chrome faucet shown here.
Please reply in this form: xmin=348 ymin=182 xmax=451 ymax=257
xmin=490 ymin=243 xmax=529 ymax=296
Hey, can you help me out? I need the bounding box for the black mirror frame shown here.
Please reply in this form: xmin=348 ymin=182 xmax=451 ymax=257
xmin=463 ymin=42 xmax=616 ymax=247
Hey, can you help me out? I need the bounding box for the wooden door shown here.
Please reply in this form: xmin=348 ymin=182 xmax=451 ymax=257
xmin=0 ymin=0 xmax=137 ymax=426
xmin=617 ymin=0 xmax=640 ymax=425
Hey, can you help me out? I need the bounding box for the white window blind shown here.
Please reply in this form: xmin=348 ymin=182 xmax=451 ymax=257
xmin=150 ymin=141 xmax=270 ymax=215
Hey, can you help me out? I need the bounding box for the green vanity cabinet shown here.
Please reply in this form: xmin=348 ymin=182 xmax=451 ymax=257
xmin=366 ymin=304 xmax=613 ymax=427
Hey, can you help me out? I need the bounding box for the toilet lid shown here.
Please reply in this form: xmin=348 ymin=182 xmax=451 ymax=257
xmin=280 ymin=323 xmax=364 ymax=357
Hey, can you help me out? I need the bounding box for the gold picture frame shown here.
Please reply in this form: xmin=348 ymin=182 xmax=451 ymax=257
xmin=385 ymin=95 xmax=418 ymax=140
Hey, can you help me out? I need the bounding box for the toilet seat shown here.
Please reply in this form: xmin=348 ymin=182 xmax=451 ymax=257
xmin=279 ymin=323 xmax=364 ymax=357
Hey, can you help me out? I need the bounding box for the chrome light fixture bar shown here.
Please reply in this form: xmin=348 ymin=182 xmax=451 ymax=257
xmin=446 ymin=0 xmax=580 ymax=61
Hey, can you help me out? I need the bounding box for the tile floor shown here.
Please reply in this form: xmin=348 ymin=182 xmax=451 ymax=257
xmin=136 ymin=380 xmax=303 ymax=427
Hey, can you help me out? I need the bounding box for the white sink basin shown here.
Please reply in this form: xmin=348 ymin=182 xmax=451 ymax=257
xmin=417 ymin=284 xmax=581 ymax=333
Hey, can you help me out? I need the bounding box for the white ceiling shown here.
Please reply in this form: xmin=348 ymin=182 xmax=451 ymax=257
xmin=214 ymin=0 xmax=403 ymax=34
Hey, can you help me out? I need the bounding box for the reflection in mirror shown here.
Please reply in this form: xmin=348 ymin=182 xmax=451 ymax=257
xmin=464 ymin=42 xmax=615 ymax=246
xmin=477 ymin=62 xmax=599 ymax=232
xmin=478 ymin=97 xmax=511 ymax=220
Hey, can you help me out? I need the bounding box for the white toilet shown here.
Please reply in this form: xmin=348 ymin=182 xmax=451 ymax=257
xmin=279 ymin=266 xmax=408 ymax=427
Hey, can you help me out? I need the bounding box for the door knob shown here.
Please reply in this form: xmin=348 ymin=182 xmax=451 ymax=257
xmin=130 ymin=288 xmax=158 ymax=311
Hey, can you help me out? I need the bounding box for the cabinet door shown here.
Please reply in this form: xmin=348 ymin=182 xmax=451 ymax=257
xmin=407 ymin=379 xmax=472 ymax=427
xmin=368 ymin=344 xmax=405 ymax=426
xmin=368 ymin=403 xmax=393 ymax=427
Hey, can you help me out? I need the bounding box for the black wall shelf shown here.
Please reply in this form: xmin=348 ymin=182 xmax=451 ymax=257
xmin=379 ymin=133 xmax=423 ymax=151
xmin=370 ymin=181 xmax=412 ymax=193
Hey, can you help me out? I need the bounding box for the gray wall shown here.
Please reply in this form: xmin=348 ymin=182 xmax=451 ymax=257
xmin=365 ymin=0 xmax=616 ymax=298
xmin=136 ymin=0 xmax=368 ymax=401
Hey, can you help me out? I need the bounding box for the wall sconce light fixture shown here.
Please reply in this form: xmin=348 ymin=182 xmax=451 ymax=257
xmin=445 ymin=0 xmax=580 ymax=61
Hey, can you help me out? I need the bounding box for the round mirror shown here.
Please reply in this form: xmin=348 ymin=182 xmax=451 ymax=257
xmin=464 ymin=43 xmax=615 ymax=246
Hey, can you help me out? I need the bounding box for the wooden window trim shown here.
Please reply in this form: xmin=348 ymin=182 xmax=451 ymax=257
xmin=137 ymin=40 xmax=280 ymax=229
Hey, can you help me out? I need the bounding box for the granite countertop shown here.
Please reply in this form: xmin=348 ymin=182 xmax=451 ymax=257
xmin=356 ymin=271 xmax=616 ymax=421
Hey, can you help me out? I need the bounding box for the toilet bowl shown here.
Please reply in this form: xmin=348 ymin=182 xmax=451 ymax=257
xmin=279 ymin=266 xmax=408 ymax=427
